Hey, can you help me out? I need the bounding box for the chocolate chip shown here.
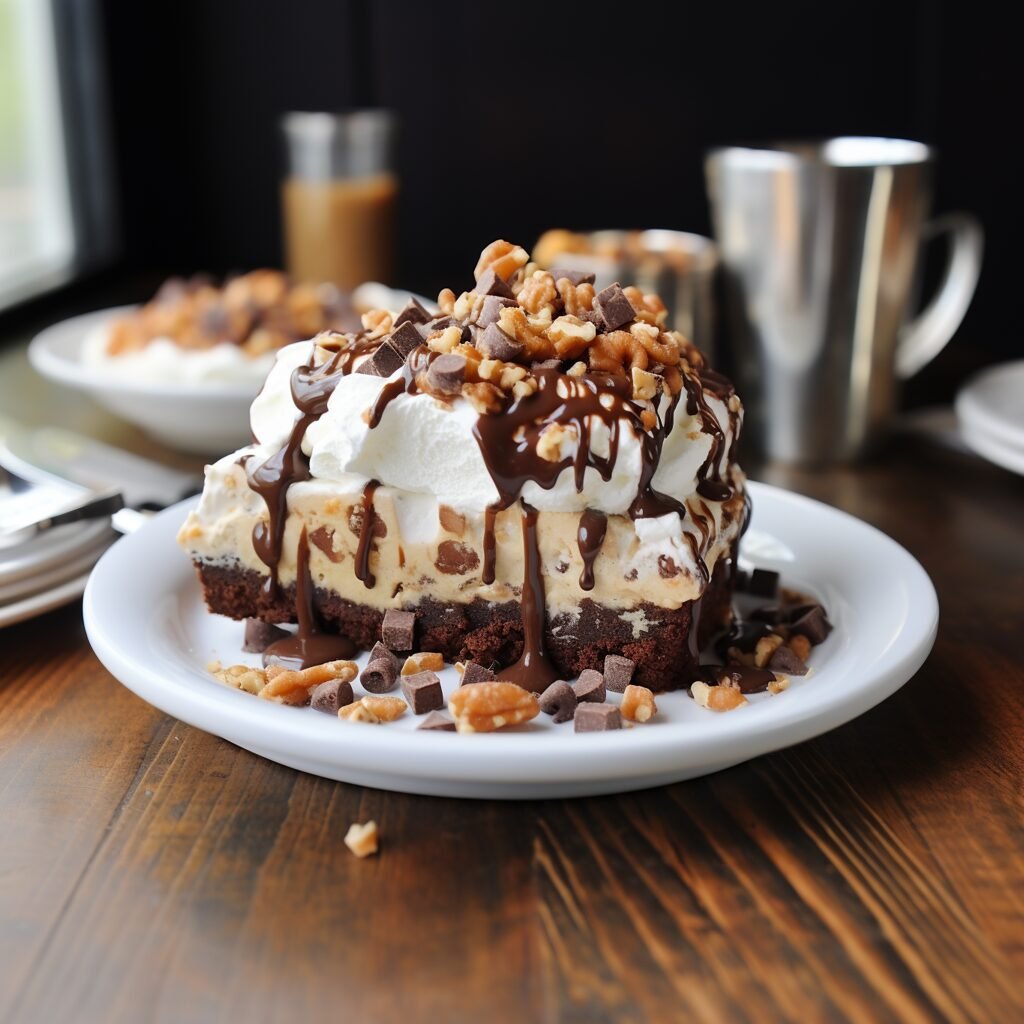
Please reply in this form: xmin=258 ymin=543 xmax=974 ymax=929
xmin=401 ymin=670 xmax=444 ymax=714
xmin=603 ymin=655 xmax=635 ymax=693
xmin=387 ymin=320 xmax=424 ymax=358
xmin=356 ymin=340 xmax=404 ymax=377
xmin=593 ymin=282 xmax=635 ymax=331
xmin=422 ymin=315 xmax=456 ymax=334
xmin=417 ymin=710 xmax=456 ymax=731
xmin=381 ymin=609 xmax=416 ymax=651
xmin=361 ymin=657 xmax=399 ymax=694
xmin=539 ymin=680 xmax=577 ymax=723
xmin=548 ymin=268 xmax=596 ymax=286
xmin=768 ymin=645 xmax=808 ymax=677
xmin=743 ymin=568 xmax=780 ymax=598
xmin=426 ymin=353 xmax=466 ymax=395
xmin=461 ymin=661 xmax=496 ymax=685
xmin=572 ymin=669 xmax=606 ymax=703
xmin=476 ymin=266 xmax=515 ymax=297
xmin=369 ymin=641 xmax=401 ymax=672
xmin=311 ymin=678 xmax=355 ymax=714
xmin=476 ymin=294 xmax=517 ymax=329
xmin=574 ymin=703 xmax=622 ymax=732
xmin=435 ymin=540 xmax=480 ymax=575
xmin=242 ymin=618 xmax=289 ymax=653
xmin=789 ymin=605 xmax=832 ymax=645
xmin=475 ymin=322 xmax=523 ymax=361
xmin=393 ymin=297 xmax=431 ymax=327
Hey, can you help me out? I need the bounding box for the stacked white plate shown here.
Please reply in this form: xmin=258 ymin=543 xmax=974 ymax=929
xmin=0 ymin=518 xmax=115 ymax=628
xmin=955 ymin=360 xmax=1024 ymax=476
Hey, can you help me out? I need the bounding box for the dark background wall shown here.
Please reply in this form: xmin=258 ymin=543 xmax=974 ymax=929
xmin=97 ymin=0 xmax=1020 ymax=392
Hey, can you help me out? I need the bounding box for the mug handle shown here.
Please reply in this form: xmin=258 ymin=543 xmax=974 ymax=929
xmin=896 ymin=212 xmax=984 ymax=379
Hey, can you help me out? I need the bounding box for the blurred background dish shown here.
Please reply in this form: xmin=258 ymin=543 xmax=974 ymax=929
xmin=28 ymin=281 xmax=432 ymax=455
xmin=955 ymin=360 xmax=1024 ymax=475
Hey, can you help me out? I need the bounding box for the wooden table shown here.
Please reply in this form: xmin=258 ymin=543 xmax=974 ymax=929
xmin=1 ymin=332 xmax=1022 ymax=1021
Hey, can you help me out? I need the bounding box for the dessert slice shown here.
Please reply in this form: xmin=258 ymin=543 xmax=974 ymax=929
xmin=178 ymin=240 xmax=748 ymax=691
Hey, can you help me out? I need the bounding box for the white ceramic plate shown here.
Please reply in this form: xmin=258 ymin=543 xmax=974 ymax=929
xmin=955 ymin=359 xmax=1024 ymax=452
xmin=0 ymin=518 xmax=113 ymax=586
xmin=0 ymin=535 xmax=113 ymax=604
xmin=83 ymin=482 xmax=938 ymax=799
xmin=0 ymin=570 xmax=93 ymax=628
xmin=959 ymin=421 xmax=1024 ymax=476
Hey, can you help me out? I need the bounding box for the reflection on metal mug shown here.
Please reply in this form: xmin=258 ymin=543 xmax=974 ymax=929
xmin=706 ymin=138 xmax=983 ymax=463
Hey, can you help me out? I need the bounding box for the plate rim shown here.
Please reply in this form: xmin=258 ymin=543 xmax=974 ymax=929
xmin=83 ymin=481 xmax=939 ymax=795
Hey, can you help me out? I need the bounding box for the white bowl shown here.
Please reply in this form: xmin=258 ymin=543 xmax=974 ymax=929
xmin=29 ymin=307 xmax=258 ymax=456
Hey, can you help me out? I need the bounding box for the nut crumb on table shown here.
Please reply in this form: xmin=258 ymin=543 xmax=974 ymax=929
xmin=344 ymin=821 xmax=379 ymax=858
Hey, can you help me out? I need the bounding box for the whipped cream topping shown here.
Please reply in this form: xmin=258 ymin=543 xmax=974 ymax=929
xmin=249 ymin=340 xmax=738 ymax=516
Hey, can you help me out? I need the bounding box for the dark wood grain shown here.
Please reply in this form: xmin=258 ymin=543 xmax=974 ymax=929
xmin=2 ymin=436 xmax=1023 ymax=1024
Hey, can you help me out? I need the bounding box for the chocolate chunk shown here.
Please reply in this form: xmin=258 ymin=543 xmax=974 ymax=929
xmin=789 ymin=605 xmax=833 ymax=645
xmin=393 ymin=297 xmax=431 ymax=327
xmin=311 ymin=678 xmax=355 ymax=714
xmin=242 ymin=618 xmax=289 ymax=653
xmin=381 ymin=609 xmax=416 ymax=651
xmin=387 ymin=320 xmax=424 ymax=359
xmin=422 ymin=315 xmax=456 ymax=334
xmin=361 ymin=657 xmax=399 ymax=694
xmin=603 ymin=655 xmax=635 ymax=693
xmin=475 ymin=322 xmax=523 ymax=361
xmin=426 ymin=353 xmax=466 ymax=395
xmin=401 ymin=670 xmax=444 ymax=714
xmin=548 ymin=268 xmax=596 ymax=286
xmin=743 ymin=568 xmax=780 ymax=598
xmin=572 ymin=669 xmax=606 ymax=703
xmin=476 ymin=294 xmax=517 ymax=329
xmin=593 ymin=282 xmax=635 ymax=331
xmin=476 ymin=266 xmax=515 ymax=297
xmin=369 ymin=640 xmax=401 ymax=672
xmin=435 ymin=540 xmax=480 ymax=575
xmin=539 ymin=680 xmax=577 ymax=723
xmin=461 ymin=661 xmax=496 ymax=685
xmin=579 ymin=309 xmax=604 ymax=329
xmin=356 ymin=340 xmax=404 ymax=377
xmin=417 ymin=710 xmax=456 ymax=731
xmin=767 ymin=645 xmax=809 ymax=677
xmin=574 ymin=703 xmax=622 ymax=732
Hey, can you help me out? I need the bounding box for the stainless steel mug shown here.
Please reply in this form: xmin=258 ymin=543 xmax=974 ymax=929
xmin=534 ymin=229 xmax=719 ymax=363
xmin=706 ymin=138 xmax=983 ymax=463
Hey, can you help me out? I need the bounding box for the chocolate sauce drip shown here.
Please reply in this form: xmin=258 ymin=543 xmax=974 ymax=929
xmin=683 ymin=372 xmax=732 ymax=504
xmin=482 ymin=506 xmax=499 ymax=585
xmin=577 ymin=508 xmax=607 ymax=591
xmin=354 ymin=479 xmax=380 ymax=589
xmin=262 ymin=527 xmax=356 ymax=669
xmin=497 ymin=503 xmax=559 ymax=693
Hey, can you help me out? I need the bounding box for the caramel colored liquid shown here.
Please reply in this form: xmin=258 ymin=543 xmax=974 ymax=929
xmin=282 ymin=173 xmax=397 ymax=289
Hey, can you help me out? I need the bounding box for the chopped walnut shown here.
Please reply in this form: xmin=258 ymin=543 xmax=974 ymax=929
xmin=691 ymin=680 xmax=748 ymax=711
xmin=213 ymin=663 xmax=267 ymax=695
xmin=536 ymin=422 xmax=576 ymax=463
xmin=475 ymin=239 xmax=529 ymax=283
xmin=259 ymin=660 xmax=358 ymax=705
xmin=621 ymin=684 xmax=658 ymax=723
xmin=437 ymin=288 xmax=456 ymax=315
xmin=754 ymin=634 xmax=784 ymax=668
xmin=788 ymin=634 xmax=812 ymax=661
xmin=426 ymin=325 xmax=463 ymax=354
xmin=556 ymin=278 xmax=596 ymax=318
xmin=768 ymin=676 xmax=791 ymax=695
xmin=516 ymin=270 xmax=559 ymax=315
xmin=339 ymin=695 xmax=408 ymax=723
xmin=402 ymin=652 xmax=444 ymax=675
xmin=361 ymin=308 xmax=393 ymax=339
xmin=589 ymin=329 xmax=649 ymax=373
xmin=462 ymin=381 xmax=505 ymax=414
xmin=548 ymin=315 xmax=596 ymax=359
xmin=448 ymin=682 xmax=539 ymax=733
xmin=344 ymin=821 xmax=379 ymax=858
xmin=631 ymin=366 xmax=662 ymax=401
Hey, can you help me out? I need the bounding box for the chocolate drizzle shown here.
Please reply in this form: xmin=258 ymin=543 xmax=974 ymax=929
xmin=684 ymin=372 xmax=734 ymax=503
xmin=367 ymin=346 xmax=435 ymax=428
xmin=496 ymin=503 xmax=559 ymax=693
xmin=577 ymin=508 xmax=607 ymax=591
xmin=354 ymin=479 xmax=380 ymax=589
xmin=262 ymin=527 xmax=356 ymax=669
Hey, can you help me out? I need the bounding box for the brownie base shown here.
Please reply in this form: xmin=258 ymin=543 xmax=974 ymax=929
xmin=195 ymin=557 xmax=735 ymax=692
